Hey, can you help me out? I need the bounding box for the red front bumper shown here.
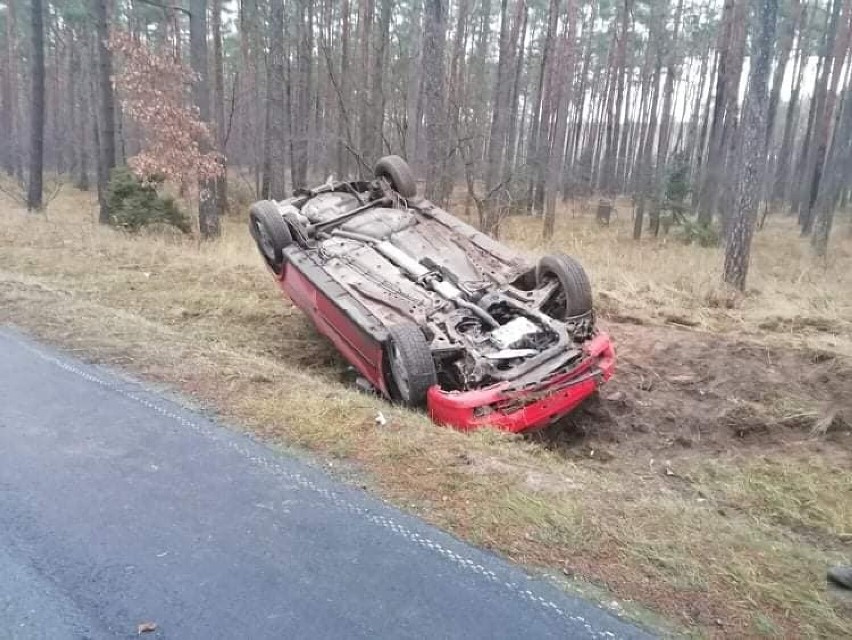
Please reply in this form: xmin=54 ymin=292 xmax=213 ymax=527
xmin=427 ymin=333 xmax=615 ymax=433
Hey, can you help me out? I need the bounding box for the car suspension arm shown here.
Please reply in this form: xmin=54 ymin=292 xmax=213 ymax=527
xmin=307 ymin=196 xmax=392 ymax=236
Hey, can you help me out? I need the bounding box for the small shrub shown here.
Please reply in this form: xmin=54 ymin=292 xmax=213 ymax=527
xmin=106 ymin=167 xmax=191 ymax=233
xmin=680 ymin=218 xmax=721 ymax=247
xmin=665 ymin=152 xmax=691 ymax=207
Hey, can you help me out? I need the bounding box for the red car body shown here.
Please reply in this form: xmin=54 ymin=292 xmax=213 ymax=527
xmin=427 ymin=333 xmax=615 ymax=432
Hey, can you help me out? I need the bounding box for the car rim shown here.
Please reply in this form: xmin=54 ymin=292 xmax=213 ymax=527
xmin=541 ymin=274 xmax=567 ymax=319
xmin=389 ymin=342 xmax=410 ymax=401
xmin=254 ymin=220 xmax=275 ymax=262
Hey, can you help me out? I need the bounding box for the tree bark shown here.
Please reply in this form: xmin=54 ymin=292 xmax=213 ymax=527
xmin=291 ymin=0 xmax=313 ymax=188
xmin=765 ymin=0 xmax=802 ymax=152
xmin=773 ymin=24 xmax=807 ymax=202
xmin=189 ymin=0 xmax=220 ymax=238
xmin=267 ymin=0 xmax=287 ymax=199
xmin=483 ymin=0 xmax=518 ymax=235
xmin=404 ymin=0 xmax=424 ymax=163
xmin=337 ymin=0 xmax=351 ymax=177
xmin=212 ymin=0 xmax=228 ymax=215
xmin=650 ymin=0 xmax=684 ymax=236
xmin=799 ymin=0 xmax=849 ymax=235
xmin=357 ymin=0 xmax=374 ymax=170
xmin=367 ymin=0 xmax=392 ymax=165
xmin=26 ymin=0 xmax=45 ymax=211
xmin=504 ymin=3 xmax=527 ymax=183
xmin=543 ymin=0 xmax=578 ymax=239
xmin=602 ymin=0 xmax=631 ymax=196
xmin=1 ymin=0 xmax=17 ymax=176
xmin=526 ymin=0 xmax=558 ymax=214
xmin=93 ymin=0 xmax=115 ymax=223
xmin=723 ymin=0 xmax=778 ymax=290
xmin=696 ymin=0 xmax=735 ymax=225
xmin=812 ymin=80 xmax=852 ymax=255
xmin=447 ymin=0 xmax=470 ymax=196
xmin=633 ymin=57 xmax=661 ymax=240
xmin=423 ymin=0 xmax=448 ymax=203
xmin=75 ymin=31 xmax=92 ymax=191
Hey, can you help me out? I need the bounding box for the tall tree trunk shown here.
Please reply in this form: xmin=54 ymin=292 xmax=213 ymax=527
xmin=468 ymin=0 xmax=491 ymax=168
xmin=650 ymin=0 xmax=684 ymax=236
xmin=563 ymin=1 xmax=595 ymax=200
xmin=526 ymin=0 xmax=558 ymax=214
xmin=504 ymin=3 xmax=527 ymax=182
xmin=602 ymin=0 xmax=631 ymax=196
xmin=615 ymin=57 xmax=634 ymax=192
xmin=773 ymin=27 xmax=807 ymax=202
xmin=291 ymin=0 xmax=313 ymax=188
xmin=404 ymin=0 xmax=424 ymax=163
xmin=633 ymin=57 xmax=661 ymax=240
xmin=337 ymin=0 xmax=351 ymax=177
xmin=790 ymin=53 xmax=823 ymax=216
xmin=715 ymin=0 xmax=748 ymax=227
xmin=799 ymin=0 xmax=848 ymax=235
xmin=812 ymin=79 xmax=852 ymax=255
xmin=357 ymin=0 xmax=374 ymax=170
xmin=93 ymin=0 xmax=115 ymax=223
xmin=543 ymin=0 xmax=578 ymax=239
xmin=26 ymin=0 xmax=45 ymax=211
xmin=723 ymin=0 xmax=778 ymax=290
xmin=74 ymin=31 xmax=92 ymax=191
xmin=447 ymin=0 xmax=470 ymax=194
xmin=190 ymin=0 xmax=220 ymax=238
xmin=483 ymin=0 xmax=517 ymax=235
xmin=696 ymin=0 xmax=736 ymax=225
xmin=368 ymin=0 xmax=392 ymax=165
xmin=423 ymin=0 xmax=448 ymax=203
xmin=212 ymin=0 xmax=228 ymax=215
xmin=267 ymin=0 xmax=287 ymax=199
xmin=67 ymin=27 xmax=80 ymax=182
xmin=1 ymin=0 xmax=17 ymax=176
xmin=765 ymin=0 xmax=801 ymax=151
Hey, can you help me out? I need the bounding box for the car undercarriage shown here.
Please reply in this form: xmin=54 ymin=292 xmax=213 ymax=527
xmin=249 ymin=155 xmax=614 ymax=431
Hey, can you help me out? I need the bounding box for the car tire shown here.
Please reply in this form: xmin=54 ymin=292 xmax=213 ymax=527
xmin=374 ymin=155 xmax=417 ymax=199
xmin=249 ymin=201 xmax=293 ymax=274
xmin=536 ymin=253 xmax=593 ymax=320
xmin=385 ymin=324 xmax=437 ymax=408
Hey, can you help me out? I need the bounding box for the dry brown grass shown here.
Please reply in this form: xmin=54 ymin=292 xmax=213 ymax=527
xmin=487 ymin=196 xmax=852 ymax=358
xmin=1 ymin=186 xmax=851 ymax=638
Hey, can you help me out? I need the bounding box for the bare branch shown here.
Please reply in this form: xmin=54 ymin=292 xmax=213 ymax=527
xmin=134 ymin=0 xmax=191 ymax=17
xmin=222 ymin=71 xmax=238 ymax=148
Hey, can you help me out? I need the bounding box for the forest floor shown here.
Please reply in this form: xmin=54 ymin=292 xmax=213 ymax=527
xmin=1 ymin=184 xmax=851 ymax=638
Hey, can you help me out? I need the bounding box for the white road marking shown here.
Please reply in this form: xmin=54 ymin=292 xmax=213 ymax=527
xmin=7 ymin=332 xmax=628 ymax=639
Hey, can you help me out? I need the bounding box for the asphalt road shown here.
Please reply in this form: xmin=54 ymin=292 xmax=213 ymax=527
xmin=0 ymin=328 xmax=651 ymax=640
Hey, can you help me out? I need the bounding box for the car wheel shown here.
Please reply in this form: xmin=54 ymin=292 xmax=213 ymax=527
xmin=374 ymin=155 xmax=417 ymax=199
xmin=536 ymin=253 xmax=593 ymax=320
xmin=249 ymin=201 xmax=293 ymax=274
xmin=385 ymin=324 xmax=437 ymax=408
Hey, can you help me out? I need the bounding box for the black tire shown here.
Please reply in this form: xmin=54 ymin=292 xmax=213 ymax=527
xmin=374 ymin=155 xmax=417 ymax=199
xmin=385 ymin=324 xmax=437 ymax=408
xmin=536 ymin=253 xmax=593 ymax=320
xmin=249 ymin=201 xmax=293 ymax=274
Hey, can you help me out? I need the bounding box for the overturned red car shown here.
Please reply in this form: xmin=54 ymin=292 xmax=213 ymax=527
xmin=249 ymin=156 xmax=614 ymax=432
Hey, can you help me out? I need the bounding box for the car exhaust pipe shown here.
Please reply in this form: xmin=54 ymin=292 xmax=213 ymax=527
xmin=331 ymin=229 xmax=500 ymax=328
